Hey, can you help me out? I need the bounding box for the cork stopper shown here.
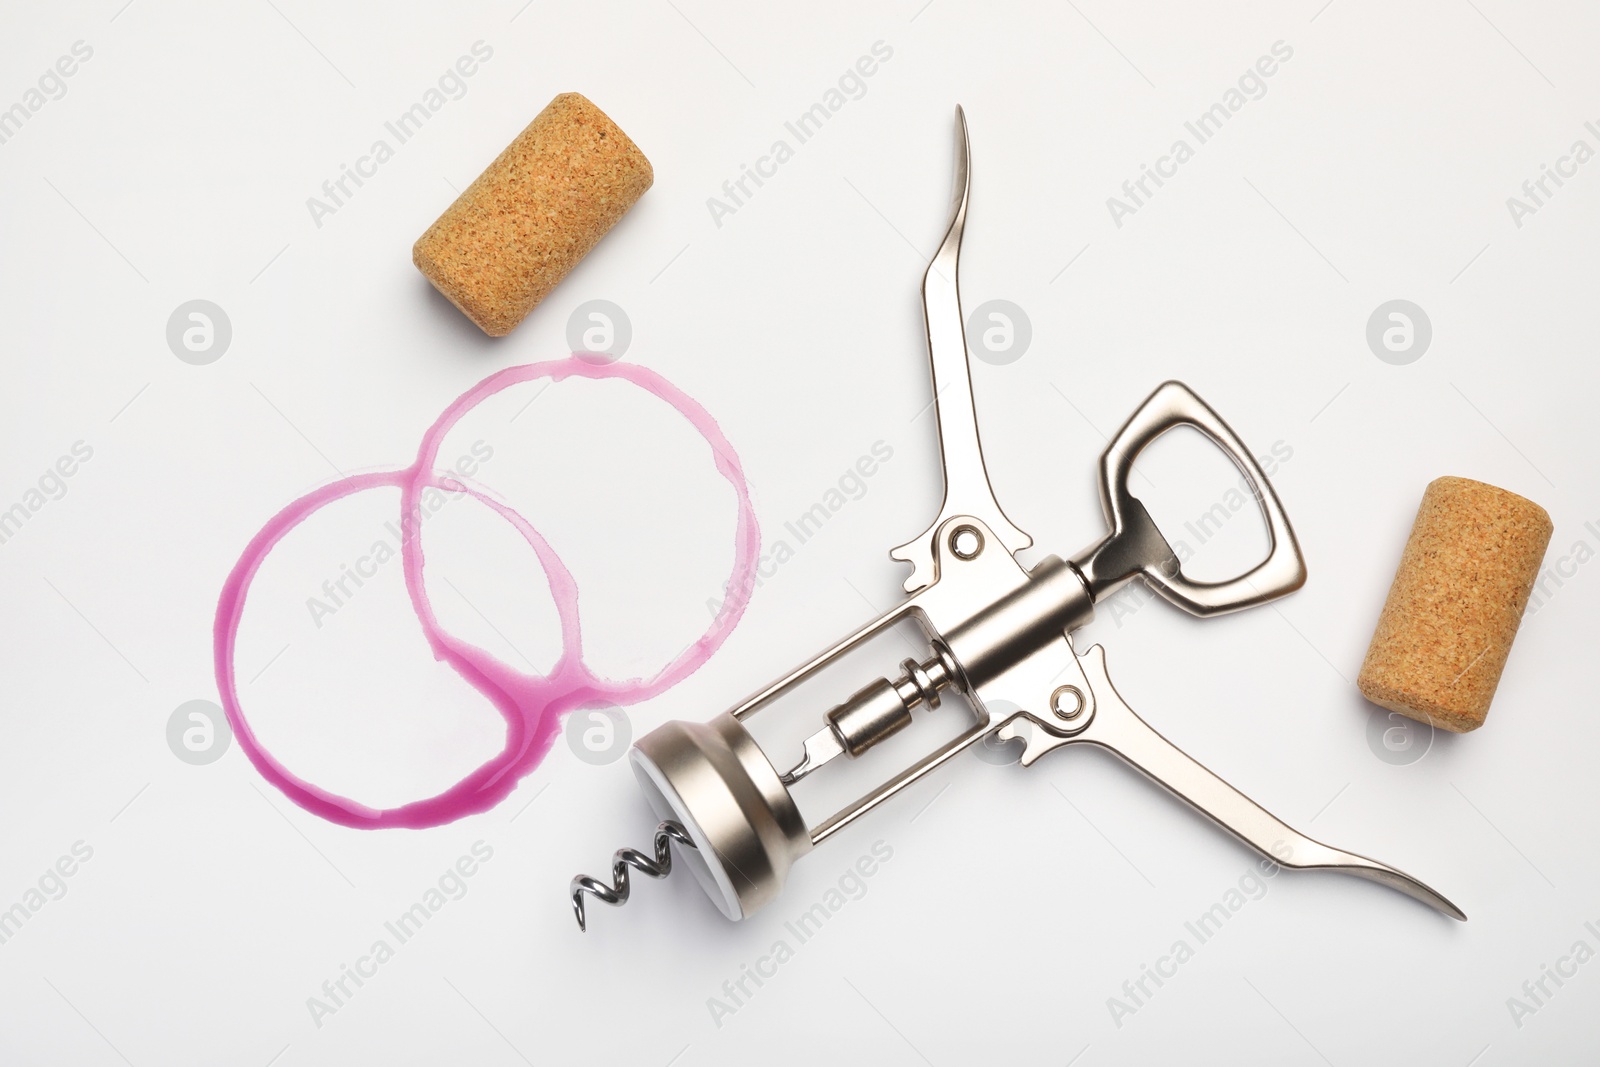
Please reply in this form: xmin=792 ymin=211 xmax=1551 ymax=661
xmin=413 ymin=93 xmax=653 ymax=337
xmin=1357 ymin=476 xmax=1552 ymax=733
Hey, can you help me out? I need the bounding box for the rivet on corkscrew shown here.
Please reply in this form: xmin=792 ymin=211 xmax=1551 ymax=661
xmin=570 ymin=821 xmax=695 ymax=932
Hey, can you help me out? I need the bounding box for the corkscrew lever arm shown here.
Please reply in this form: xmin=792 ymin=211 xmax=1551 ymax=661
xmin=889 ymin=104 xmax=1031 ymax=594
xmin=998 ymin=645 xmax=1466 ymax=921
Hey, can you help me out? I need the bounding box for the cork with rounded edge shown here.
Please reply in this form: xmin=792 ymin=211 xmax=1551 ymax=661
xmin=413 ymin=93 xmax=653 ymax=337
xmin=1357 ymin=476 xmax=1552 ymax=733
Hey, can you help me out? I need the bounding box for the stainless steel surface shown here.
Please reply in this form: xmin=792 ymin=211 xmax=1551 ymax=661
xmin=628 ymin=714 xmax=811 ymax=921
xmin=889 ymin=105 xmax=1032 ymax=594
xmin=782 ymin=652 xmax=957 ymax=785
xmin=795 ymin=515 xmax=1110 ymax=846
xmin=569 ymin=821 xmax=695 ymax=932
xmin=810 ymin=722 xmax=993 ymax=845
xmin=780 ymin=725 xmax=845 ymax=786
xmin=939 ymin=553 xmax=1093 ymax=692
xmin=997 ymin=646 xmax=1465 ymax=920
xmin=894 ymin=656 xmax=948 ymax=711
xmin=572 ymin=104 xmax=1461 ymax=932
xmin=827 ymin=679 xmax=914 ymax=756
xmin=1069 ymin=380 xmax=1308 ymax=615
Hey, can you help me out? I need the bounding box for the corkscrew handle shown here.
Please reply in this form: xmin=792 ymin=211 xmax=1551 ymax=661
xmin=996 ymin=645 xmax=1466 ymax=920
xmin=1070 ymin=381 xmax=1307 ymax=616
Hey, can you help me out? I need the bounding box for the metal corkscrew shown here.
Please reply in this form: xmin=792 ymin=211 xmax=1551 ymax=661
xmin=570 ymin=822 xmax=695 ymax=932
xmin=570 ymin=106 xmax=1464 ymax=931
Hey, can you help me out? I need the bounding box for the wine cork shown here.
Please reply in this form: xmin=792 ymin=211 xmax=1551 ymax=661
xmin=413 ymin=93 xmax=653 ymax=337
xmin=1357 ymin=477 xmax=1552 ymax=733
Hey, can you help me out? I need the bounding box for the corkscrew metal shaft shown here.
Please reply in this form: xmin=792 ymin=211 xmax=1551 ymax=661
xmin=569 ymin=106 xmax=1463 ymax=931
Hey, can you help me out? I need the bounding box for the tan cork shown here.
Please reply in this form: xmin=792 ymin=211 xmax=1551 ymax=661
xmin=413 ymin=93 xmax=653 ymax=337
xmin=1357 ymin=476 xmax=1552 ymax=733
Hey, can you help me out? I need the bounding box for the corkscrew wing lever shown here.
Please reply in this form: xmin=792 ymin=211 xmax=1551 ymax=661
xmin=889 ymin=104 xmax=1031 ymax=594
xmin=996 ymin=645 xmax=1466 ymax=920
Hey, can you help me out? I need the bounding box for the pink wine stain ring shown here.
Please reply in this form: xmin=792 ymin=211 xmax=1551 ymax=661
xmin=215 ymin=356 xmax=760 ymax=829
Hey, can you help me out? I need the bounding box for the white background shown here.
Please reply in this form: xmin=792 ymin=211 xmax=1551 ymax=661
xmin=2 ymin=1 xmax=1597 ymax=1064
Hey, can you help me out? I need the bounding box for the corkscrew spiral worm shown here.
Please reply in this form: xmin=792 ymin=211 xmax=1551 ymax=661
xmin=570 ymin=821 xmax=696 ymax=931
